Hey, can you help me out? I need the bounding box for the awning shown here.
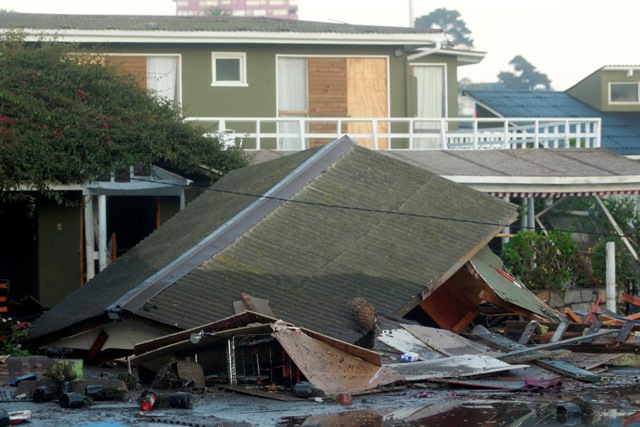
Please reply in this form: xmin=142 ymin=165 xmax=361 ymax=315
xmin=488 ymin=189 xmax=640 ymax=198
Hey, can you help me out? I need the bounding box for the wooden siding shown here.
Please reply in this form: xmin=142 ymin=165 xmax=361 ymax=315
xmin=308 ymin=57 xmax=348 ymax=147
xmin=107 ymin=56 xmax=147 ymax=88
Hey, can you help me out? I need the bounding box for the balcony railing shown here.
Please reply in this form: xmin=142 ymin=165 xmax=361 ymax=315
xmin=186 ymin=117 xmax=601 ymax=151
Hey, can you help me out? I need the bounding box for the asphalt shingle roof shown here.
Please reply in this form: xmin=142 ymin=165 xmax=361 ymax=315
xmin=28 ymin=138 xmax=516 ymax=345
xmin=0 ymin=13 xmax=441 ymax=36
xmin=465 ymin=90 xmax=640 ymax=156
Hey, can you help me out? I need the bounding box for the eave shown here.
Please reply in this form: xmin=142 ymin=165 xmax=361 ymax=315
xmin=8 ymin=29 xmax=449 ymax=47
xmin=445 ymin=174 xmax=640 ymax=196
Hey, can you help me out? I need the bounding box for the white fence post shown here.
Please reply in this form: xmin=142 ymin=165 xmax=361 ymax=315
xmin=606 ymin=241 xmax=617 ymax=313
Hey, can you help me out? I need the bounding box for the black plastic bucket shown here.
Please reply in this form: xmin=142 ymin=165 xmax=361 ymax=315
xmin=170 ymin=392 xmax=192 ymax=409
xmin=59 ymin=392 xmax=85 ymax=409
xmin=33 ymin=386 xmax=54 ymax=403
xmin=0 ymin=409 xmax=9 ymax=427
xmin=85 ymin=384 xmax=106 ymax=401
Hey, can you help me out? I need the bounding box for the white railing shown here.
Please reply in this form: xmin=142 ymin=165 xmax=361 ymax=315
xmin=186 ymin=117 xmax=601 ymax=151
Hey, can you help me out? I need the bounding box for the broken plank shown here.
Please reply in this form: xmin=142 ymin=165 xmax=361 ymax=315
xmin=615 ymin=322 xmax=634 ymax=343
xmin=498 ymin=349 xmax=571 ymax=364
xmin=580 ymin=321 xmax=602 ymax=344
xmin=563 ymin=307 xmax=584 ymax=324
xmin=621 ymin=292 xmax=640 ymax=308
xmin=518 ymin=321 xmax=539 ymax=345
xmin=469 ymin=325 xmax=608 ymax=383
xmin=479 ymin=290 xmax=546 ymax=322
xmin=550 ymin=317 xmax=570 ymax=342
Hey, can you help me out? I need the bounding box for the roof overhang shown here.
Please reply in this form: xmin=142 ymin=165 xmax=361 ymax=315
xmin=439 ymin=48 xmax=486 ymax=66
xmin=7 ymin=29 xmax=449 ymax=47
xmin=446 ymin=174 xmax=640 ymax=198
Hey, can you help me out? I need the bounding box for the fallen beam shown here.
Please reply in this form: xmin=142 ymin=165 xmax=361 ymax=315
xmin=469 ymin=325 xmax=608 ymax=383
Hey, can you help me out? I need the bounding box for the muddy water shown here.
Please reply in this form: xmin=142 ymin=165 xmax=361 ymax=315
xmin=277 ymin=386 xmax=640 ymax=426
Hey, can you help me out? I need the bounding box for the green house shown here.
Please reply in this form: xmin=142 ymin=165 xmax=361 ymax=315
xmin=0 ymin=13 xmax=486 ymax=150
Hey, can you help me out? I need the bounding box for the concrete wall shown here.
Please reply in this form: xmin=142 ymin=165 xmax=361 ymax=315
xmin=535 ymin=288 xmax=608 ymax=314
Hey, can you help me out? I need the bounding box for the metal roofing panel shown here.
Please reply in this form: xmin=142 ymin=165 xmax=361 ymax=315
xmin=464 ymin=90 xmax=640 ymax=155
xmin=469 ymin=247 xmax=557 ymax=319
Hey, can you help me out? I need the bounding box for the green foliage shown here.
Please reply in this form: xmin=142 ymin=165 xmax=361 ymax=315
xmin=44 ymin=361 xmax=77 ymax=383
xmin=549 ymin=196 xmax=640 ymax=284
xmin=501 ymin=229 xmax=586 ymax=290
xmin=0 ymin=31 xmax=248 ymax=205
xmin=0 ymin=318 xmax=30 ymax=356
xmin=497 ymin=55 xmax=552 ymax=90
xmin=414 ymin=8 xmax=474 ymax=49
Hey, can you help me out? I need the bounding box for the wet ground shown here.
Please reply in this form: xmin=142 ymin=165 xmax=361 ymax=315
xmin=0 ymin=365 xmax=638 ymax=426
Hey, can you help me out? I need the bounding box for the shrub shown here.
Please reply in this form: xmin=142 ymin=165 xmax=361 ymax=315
xmin=0 ymin=318 xmax=30 ymax=356
xmin=501 ymin=229 xmax=585 ymax=290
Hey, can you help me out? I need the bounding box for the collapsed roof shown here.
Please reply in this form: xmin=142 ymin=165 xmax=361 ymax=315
xmin=27 ymin=137 xmax=517 ymax=348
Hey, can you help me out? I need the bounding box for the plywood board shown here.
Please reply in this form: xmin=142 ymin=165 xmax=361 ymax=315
xmin=378 ymin=328 xmax=445 ymax=361
xmin=107 ymin=55 xmax=147 ymax=87
xmin=386 ymin=354 xmax=528 ymax=381
xmin=347 ymin=58 xmax=389 ymax=149
xmin=418 ymin=281 xmax=479 ymax=333
xmin=273 ymin=329 xmax=402 ymax=396
xmin=401 ymin=324 xmax=491 ymax=356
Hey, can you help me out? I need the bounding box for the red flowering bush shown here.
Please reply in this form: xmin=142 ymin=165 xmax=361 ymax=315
xmin=0 ymin=317 xmax=30 ymax=356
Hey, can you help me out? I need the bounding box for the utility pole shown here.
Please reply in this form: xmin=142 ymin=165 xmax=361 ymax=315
xmin=408 ymin=0 xmax=414 ymax=27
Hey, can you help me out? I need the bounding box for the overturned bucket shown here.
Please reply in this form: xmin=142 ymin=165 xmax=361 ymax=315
xmin=338 ymin=393 xmax=352 ymax=405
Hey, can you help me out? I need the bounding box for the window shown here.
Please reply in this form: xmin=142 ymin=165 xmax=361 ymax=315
xmin=610 ymin=82 xmax=640 ymax=103
xmin=211 ymin=52 xmax=247 ymax=86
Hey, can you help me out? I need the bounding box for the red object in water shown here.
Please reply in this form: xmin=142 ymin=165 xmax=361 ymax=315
xmin=338 ymin=393 xmax=352 ymax=405
xmin=140 ymin=391 xmax=157 ymax=412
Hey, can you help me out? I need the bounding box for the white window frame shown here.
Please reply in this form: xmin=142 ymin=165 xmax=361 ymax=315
xmin=609 ymin=82 xmax=640 ymax=104
xmin=211 ymin=52 xmax=247 ymax=87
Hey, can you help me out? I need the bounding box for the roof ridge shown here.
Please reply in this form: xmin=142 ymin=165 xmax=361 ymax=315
xmin=107 ymin=136 xmax=356 ymax=314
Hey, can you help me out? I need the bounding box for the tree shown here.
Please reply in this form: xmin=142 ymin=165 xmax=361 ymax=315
xmin=414 ymin=8 xmax=474 ymax=49
xmin=497 ymin=55 xmax=552 ymax=90
xmin=0 ymin=32 xmax=248 ymax=204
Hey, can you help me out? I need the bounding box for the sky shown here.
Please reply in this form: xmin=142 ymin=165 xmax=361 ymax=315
xmin=0 ymin=0 xmax=638 ymax=91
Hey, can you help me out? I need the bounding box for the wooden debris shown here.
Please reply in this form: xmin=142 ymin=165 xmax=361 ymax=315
xmin=615 ymin=322 xmax=634 ymax=343
xmin=550 ymin=317 xmax=570 ymax=342
xmin=469 ymin=325 xmax=610 ymax=383
xmin=479 ymin=290 xmax=546 ymax=322
xmin=518 ymin=321 xmax=540 ymax=345
xmin=498 ymin=349 xmax=571 ymax=364
xmin=563 ymin=307 xmax=584 ymax=324
xmin=386 ymin=354 xmax=528 ymax=381
xmin=580 ymin=321 xmax=602 ymax=344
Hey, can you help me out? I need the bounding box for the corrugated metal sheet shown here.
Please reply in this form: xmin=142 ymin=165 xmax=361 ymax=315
xmin=469 ymin=246 xmax=557 ymax=319
xmin=465 ymin=90 xmax=640 ymax=155
xmin=29 ymin=138 xmax=517 ymax=345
